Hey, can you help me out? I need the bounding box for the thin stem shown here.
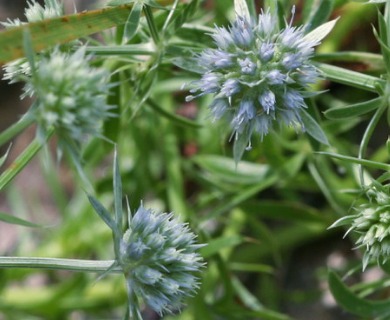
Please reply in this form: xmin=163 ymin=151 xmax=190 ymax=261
xmin=162 ymin=0 xmax=180 ymax=33
xmin=358 ymin=99 xmax=388 ymax=187
xmin=0 ymin=257 xmax=121 ymax=273
xmin=0 ymin=113 xmax=34 ymax=148
xmin=0 ymin=128 xmax=54 ymax=191
xmin=143 ymin=5 xmax=160 ymax=44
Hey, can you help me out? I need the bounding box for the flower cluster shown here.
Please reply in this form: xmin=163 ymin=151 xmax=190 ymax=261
xmin=25 ymin=47 xmax=113 ymax=144
xmin=332 ymin=185 xmax=390 ymax=270
xmin=119 ymin=204 xmax=204 ymax=315
xmin=2 ymin=0 xmax=64 ymax=83
xmin=187 ymin=9 xmax=321 ymax=147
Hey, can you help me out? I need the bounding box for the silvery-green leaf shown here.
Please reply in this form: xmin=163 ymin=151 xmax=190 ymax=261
xmin=303 ymin=18 xmax=339 ymax=43
xmin=234 ymin=0 xmax=250 ymax=20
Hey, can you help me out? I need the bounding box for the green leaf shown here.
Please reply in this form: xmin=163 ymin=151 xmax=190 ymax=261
xmin=0 ymin=211 xmax=44 ymax=228
xmin=123 ymin=2 xmax=143 ymax=42
xmin=328 ymin=271 xmax=390 ymax=318
xmin=243 ymin=200 xmax=328 ymax=224
xmin=324 ymin=96 xmax=382 ymax=119
xmin=0 ymin=130 xmax=53 ymax=191
xmin=303 ymin=0 xmax=335 ymax=32
xmin=87 ymin=194 xmax=116 ymax=231
xmin=113 ymin=148 xmax=123 ymax=232
xmin=303 ymin=17 xmax=339 ymax=43
xmin=318 ymin=151 xmax=390 ymax=171
xmin=0 ymin=2 xmax=173 ymax=65
xmin=192 ymin=155 xmax=271 ymax=185
xmin=233 ymin=132 xmax=251 ymax=164
xmin=200 ymin=235 xmax=243 ymax=258
xmin=146 ymin=98 xmax=203 ymax=128
xmin=171 ymin=56 xmax=204 ymax=74
xmin=316 ymin=62 xmax=385 ymax=93
xmin=300 ymin=109 xmax=329 ymax=145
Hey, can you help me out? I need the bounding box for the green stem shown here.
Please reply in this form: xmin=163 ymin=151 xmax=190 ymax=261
xmin=0 ymin=114 xmax=34 ymax=148
xmin=315 ymin=62 xmax=385 ymax=93
xmin=0 ymin=257 xmax=120 ymax=273
xmin=143 ymin=5 xmax=160 ymax=45
xmin=85 ymin=45 xmax=154 ymax=56
xmin=0 ymin=128 xmax=54 ymax=191
xmin=358 ymin=99 xmax=388 ymax=187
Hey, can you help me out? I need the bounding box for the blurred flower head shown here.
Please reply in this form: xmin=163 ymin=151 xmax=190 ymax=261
xmin=120 ymin=204 xmax=204 ymax=315
xmin=332 ymin=184 xmax=390 ymax=270
xmin=26 ymin=47 xmax=113 ymax=144
xmin=187 ymin=8 xmax=322 ymax=149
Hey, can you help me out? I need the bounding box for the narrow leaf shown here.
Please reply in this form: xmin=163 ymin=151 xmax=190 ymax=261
xmin=200 ymin=235 xmax=243 ymax=258
xmin=328 ymin=271 xmax=390 ymax=317
xmin=318 ymin=151 xmax=390 ymax=171
xmin=303 ymin=18 xmax=339 ymax=43
xmin=324 ymin=96 xmax=382 ymax=119
xmin=87 ymin=194 xmax=116 ymax=231
xmin=0 ymin=211 xmax=43 ymax=228
xmin=124 ymin=2 xmax=143 ymax=42
xmin=303 ymin=0 xmax=334 ymax=33
xmin=300 ymin=109 xmax=329 ymax=145
xmin=146 ymin=98 xmax=203 ymax=128
xmin=0 ymin=2 xmax=173 ymax=65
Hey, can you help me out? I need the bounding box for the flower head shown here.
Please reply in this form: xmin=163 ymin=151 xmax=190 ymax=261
xmin=120 ymin=205 xmax=204 ymax=315
xmin=187 ymin=8 xmax=324 ymax=154
xmin=331 ymin=184 xmax=390 ymax=270
xmin=26 ymin=47 xmax=113 ymax=144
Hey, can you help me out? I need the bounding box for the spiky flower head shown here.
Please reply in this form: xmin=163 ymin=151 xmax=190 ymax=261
xmin=2 ymin=0 xmax=64 ymax=83
xmin=25 ymin=47 xmax=113 ymax=144
xmin=119 ymin=204 xmax=204 ymax=315
xmin=330 ymin=184 xmax=390 ymax=270
xmin=186 ymin=7 xmax=333 ymax=158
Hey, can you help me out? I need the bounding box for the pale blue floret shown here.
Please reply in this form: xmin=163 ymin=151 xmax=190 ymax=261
xmin=211 ymin=26 xmax=234 ymax=49
xmin=198 ymin=49 xmax=233 ymax=69
xmin=284 ymin=89 xmax=305 ymax=109
xmin=267 ymin=69 xmax=285 ymax=85
xmin=257 ymin=9 xmax=276 ymax=37
xmin=259 ymin=90 xmax=276 ymax=114
xmin=259 ymin=42 xmax=275 ymax=61
xmin=221 ymin=79 xmax=240 ymax=97
xmin=233 ymin=99 xmax=256 ymax=129
xmin=209 ymin=98 xmax=229 ymax=120
xmin=238 ymin=57 xmax=257 ymax=74
xmin=282 ymin=53 xmax=302 ymax=70
xmin=230 ymin=16 xmax=254 ymax=47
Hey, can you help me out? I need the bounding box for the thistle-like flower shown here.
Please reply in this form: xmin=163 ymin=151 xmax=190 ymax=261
xmin=88 ymin=151 xmax=205 ymax=319
xmin=186 ymin=7 xmax=335 ymax=159
xmin=120 ymin=205 xmax=204 ymax=315
xmin=25 ymin=47 xmax=113 ymax=144
xmin=330 ymin=184 xmax=390 ymax=270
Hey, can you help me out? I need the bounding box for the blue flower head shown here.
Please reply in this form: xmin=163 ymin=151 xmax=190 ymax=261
xmin=187 ymin=7 xmax=334 ymax=159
